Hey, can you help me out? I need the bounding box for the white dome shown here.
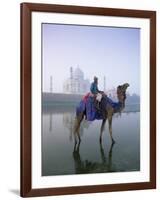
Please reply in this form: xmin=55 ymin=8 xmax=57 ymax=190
xmin=74 ymin=67 xmax=84 ymax=80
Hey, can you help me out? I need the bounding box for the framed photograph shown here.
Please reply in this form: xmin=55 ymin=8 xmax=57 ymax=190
xmin=20 ymin=3 xmax=156 ymax=197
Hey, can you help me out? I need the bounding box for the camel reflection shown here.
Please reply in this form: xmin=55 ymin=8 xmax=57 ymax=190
xmin=49 ymin=113 xmax=53 ymax=132
xmin=63 ymin=112 xmax=91 ymax=141
xmin=73 ymin=142 xmax=115 ymax=174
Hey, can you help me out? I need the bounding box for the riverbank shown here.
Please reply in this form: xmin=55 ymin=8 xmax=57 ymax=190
xmin=42 ymin=92 xmax=140 ymax=113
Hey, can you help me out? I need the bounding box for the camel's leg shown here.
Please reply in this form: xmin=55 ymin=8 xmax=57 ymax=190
xmin=108 ymin=115 xmax=115 ymax=144
xmin=75 ymin=113 xmax=84 ymax=133
xmin=73 ymin=135 xmax=81 ymax=151
xmin=99 ymin=119 xmax=106 ymax=143
xmin=74 ymin=113 xmax=84 ymax=144
xmin=77 ymin=129 xmax=81 ymax=143
xmin=108 ymin=142 xmax=115 ymax=171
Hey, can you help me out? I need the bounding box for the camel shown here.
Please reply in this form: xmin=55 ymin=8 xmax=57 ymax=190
xmin=74 ymin=83 xmax=129 ymax=144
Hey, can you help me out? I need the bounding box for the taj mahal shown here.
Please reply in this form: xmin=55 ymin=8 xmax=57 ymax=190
xmin=63 ymin=67 xmax=90 ymax=94
xmin=63 ymin=67 xmax=117 ymax=98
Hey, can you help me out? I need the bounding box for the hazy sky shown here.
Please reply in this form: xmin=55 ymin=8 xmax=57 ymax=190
xmin=42 ymin=23 xmax=140 ymax=95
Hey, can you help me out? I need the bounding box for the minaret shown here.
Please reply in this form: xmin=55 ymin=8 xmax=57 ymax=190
xmin=70 ymin=67 xmax=73 ymax=79
xmin=70 ymin=67 xmax=73 ymax=93
xmin=103 ymin=76 xmax=106 ymax=92
xmin=50 ymin=76 xmax=53 ymax=93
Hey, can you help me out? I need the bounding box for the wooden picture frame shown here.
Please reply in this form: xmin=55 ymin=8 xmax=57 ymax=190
xmin=21 ymin=2 xmax=156 ymax=197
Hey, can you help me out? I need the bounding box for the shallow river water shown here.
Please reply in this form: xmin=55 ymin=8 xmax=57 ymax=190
xmin=42 ymin=106 xmax=140 ymax=176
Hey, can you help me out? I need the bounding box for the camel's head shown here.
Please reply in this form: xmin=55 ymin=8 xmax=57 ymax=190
xmin=117 ymin=83 xmax=129 ymax=103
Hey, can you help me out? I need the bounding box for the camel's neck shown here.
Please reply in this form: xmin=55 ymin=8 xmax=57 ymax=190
xmin=116 ymin=90 xmax=126 ymax=111
xmin=117 ymin=99 xmax=126 ymax=112
xmin=119 ymin=101 xmax=125 ymax=111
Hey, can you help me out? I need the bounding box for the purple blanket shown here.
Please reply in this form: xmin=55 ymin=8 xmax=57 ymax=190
xmin=76 ymin=96 xmax=121 ymax=121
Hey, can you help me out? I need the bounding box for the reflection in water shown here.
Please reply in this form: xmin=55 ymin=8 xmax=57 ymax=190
xmin=63 ymin=113 xmax=74 ymax=141
xmin=63 ymin=112 xmax=91 ymax=141
xmin=73 ymin=141 xmax=115 ymax=174
xmin=42 ymin=106 xmax=140 ymax=176
xmin=49 ymin=113 xmax=52 ymax=132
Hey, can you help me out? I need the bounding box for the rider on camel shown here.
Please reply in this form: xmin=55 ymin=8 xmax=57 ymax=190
xmin=90 ymin=76 xmax=104 ymax=110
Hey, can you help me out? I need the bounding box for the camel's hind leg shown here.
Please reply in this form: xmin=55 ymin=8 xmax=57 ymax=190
xmin=74 ymin=112 xmax=84 ymax=143
xmin=99 ymin=119 xmax=107 ymax=143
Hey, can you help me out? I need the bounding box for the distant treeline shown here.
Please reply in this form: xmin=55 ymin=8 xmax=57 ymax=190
xmin=126 ymin=93 xmax=140 ymax=104
xmin=42 ymin=92 xmax=140 ymax=105
xmin=42 ymin=92 xmax=82 ymax=105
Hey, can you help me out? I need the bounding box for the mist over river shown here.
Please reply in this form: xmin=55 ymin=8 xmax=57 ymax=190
xmin=42 ymin=105 xmax=140 ymax=176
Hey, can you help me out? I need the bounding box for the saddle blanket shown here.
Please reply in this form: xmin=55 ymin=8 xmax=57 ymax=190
xmin=76 ymin=94 xmax=121 ymax=121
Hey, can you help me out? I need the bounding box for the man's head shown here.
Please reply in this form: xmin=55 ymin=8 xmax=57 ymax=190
xmin=94 ymin=76 xmax=98 ymax=83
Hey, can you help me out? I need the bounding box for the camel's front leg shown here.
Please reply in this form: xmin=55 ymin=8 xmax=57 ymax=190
xmin=108 ymin=115 xmax=115 ymax=144
xmin=100 ymin=119 xmax=106 ymax=143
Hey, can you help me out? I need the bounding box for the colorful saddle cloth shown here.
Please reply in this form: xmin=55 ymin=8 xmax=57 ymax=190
xmin=76 ymin=94 xmax=121 ymax=121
